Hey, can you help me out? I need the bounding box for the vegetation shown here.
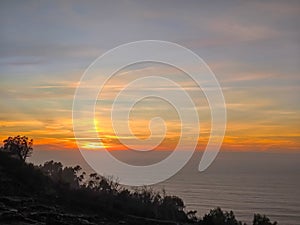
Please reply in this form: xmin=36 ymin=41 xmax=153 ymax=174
xmin=0 ymin=136 xmax=278 ymax=225
xmin=253 ymin=214 xmax=277 ymax=225
xmin=1 ymin=135 xmax=33 ymax=161
xmin=39 ymin=160 xmax=188 ymax=221
xmin=199 ymin=207 xmax=243 ymax=225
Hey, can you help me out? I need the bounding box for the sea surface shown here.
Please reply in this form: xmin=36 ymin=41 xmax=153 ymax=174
xmin=30 ymin=150 xmax=300 ymax=225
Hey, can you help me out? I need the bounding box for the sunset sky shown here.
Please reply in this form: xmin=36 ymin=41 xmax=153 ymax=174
xmin=1 ymin=0 xmax=299 ymax=152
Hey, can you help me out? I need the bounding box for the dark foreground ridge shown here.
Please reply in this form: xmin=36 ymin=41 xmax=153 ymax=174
xmin=0 ymin=150 xmax=277 ymax=225
xmin=0 ymin=150 xmax=192 ymax=225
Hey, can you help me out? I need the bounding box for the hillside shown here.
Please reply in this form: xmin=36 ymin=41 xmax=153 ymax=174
xmin=0 ymin=151 xmax=192 ymax=225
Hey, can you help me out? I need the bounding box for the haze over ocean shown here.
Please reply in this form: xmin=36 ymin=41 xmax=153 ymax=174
xmin=30 ymin=150 xmax=300 ymax=225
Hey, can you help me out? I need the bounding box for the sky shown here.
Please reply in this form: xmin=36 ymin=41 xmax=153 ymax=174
xmin=0 ymin=0 xmax=300 ymax=152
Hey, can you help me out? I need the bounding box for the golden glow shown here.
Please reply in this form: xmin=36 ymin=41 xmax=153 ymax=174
xmin=1 ymin=67 xmax=299 ymax=152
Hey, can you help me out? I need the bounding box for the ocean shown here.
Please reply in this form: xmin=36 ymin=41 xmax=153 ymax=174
xmin=30 ymin=150 xmax=300 ymax=225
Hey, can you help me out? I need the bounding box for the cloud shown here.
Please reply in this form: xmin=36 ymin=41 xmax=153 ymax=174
xmin=0 ymin=0 xmax=299 ymax=151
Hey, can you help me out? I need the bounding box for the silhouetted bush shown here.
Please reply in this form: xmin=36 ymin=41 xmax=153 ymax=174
xmin=253 ymin=214 xmax=277 ymax=225
xmin=0 ymin=151 xmax=54 ymax=195
xmin=199 ymin=207 xmax=242 ymax=225
xmin=39 ymin=160 xmax=85 ymax=189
